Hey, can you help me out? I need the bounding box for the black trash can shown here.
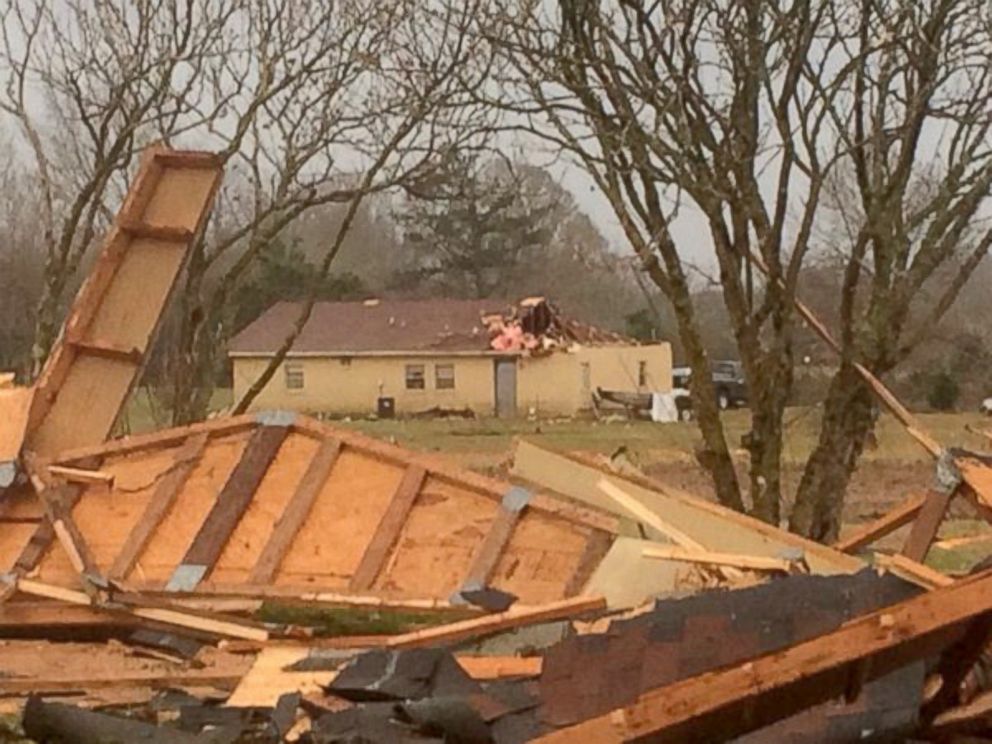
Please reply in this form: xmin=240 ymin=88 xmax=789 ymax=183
xmin=377 ymin=397 xmax=395 ymax=419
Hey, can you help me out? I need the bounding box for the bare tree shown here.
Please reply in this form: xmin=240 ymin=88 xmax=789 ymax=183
xmin=1 ymin=0 xmax=494 ymax=423
xmin=488 ymin=0 xmax=849 ymax=518
xmin=0 ymin=0 xmax=232 ymax=371
xmin=789 ymin=0 xmax=992 ymax=539
xmin=488 ymin=0 xmax=992 ymax=535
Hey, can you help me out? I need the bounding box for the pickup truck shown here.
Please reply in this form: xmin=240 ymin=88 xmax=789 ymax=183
xmin=672 ymin=360 xmax=749 ymax=411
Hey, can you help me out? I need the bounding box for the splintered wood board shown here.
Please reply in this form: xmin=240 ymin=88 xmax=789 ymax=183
xmin=26 ymin=416 xmax=617 ymax=604
xmin=25 ymin=147 xmax=222 ymax=457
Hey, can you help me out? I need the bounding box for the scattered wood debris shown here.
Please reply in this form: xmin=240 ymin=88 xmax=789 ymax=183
xmin=3 ymin=145 xmax=992 ymax=743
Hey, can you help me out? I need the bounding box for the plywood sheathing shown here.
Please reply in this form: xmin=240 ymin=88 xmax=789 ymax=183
xmin=23 ymin=416 xmax=618 ymax=606
xmin=512 ymin=440 xmax=862 ymax=577
xmin=25 ymin=147 xmax=223 ymax=458
xmin=0 ymin=386 xmax=33 ymax=486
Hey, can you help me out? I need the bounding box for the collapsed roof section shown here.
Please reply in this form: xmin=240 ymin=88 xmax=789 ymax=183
xmin=5 ymin=414 xmax=617 ymax=606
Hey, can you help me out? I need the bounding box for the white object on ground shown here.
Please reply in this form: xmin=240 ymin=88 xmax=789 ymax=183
xmin=650 ymin=392 xmax=679 ymax=423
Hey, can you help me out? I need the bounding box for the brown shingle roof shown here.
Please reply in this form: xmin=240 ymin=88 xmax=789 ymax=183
xmin=228 ymin=299 xmax=519 ymax=355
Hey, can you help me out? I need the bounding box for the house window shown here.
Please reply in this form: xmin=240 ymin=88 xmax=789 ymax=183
xmin=405 ymin=364 xmax=425 ymax=390
xmin=436 ymin=364 xmax=455 ymax=390
xmin=284 ymin=362 xmax=304 ymax=390
xmin=638 ymin=361 xmax=648 ymax=387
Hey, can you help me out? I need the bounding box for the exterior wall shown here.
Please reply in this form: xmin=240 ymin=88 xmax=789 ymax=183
xmin=232 ymin=354 xmax=497 ymax=416
xmin=516 ymin=343 xmax=672 ymax=416
xmin=231 ymin=342 xmax=671 ymax=418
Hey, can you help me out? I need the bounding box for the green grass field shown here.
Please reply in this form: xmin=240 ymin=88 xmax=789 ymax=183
xmin=121 ymin=387 xmax=990 ymax=467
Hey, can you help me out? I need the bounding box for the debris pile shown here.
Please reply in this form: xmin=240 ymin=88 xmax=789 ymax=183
xmin=484 ymin=297 xmax=628 ymax=353
xmin=3 ymin=148 xmax=992 ymax=742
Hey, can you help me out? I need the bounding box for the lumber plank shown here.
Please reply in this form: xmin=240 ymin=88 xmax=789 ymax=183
xmin=533 ymin=568 xmax=992 ymax=743
xmin=0 ymin=602 xmax=125 ymax=628
xmin=124 ymin=583 xmax=469 ymax=611
xmin=902 ymin=487 xmax=956 ymax=562
xmin=120 ymin=221 xmax=194 ymax=242
xmin=14 ymin=579 xmax=269 ymax=641
xmin=51 ymin=414 xmax=256 ymax=465
xmin=46 ymin=465 xmax=115 ymax=486
xmin=597 ymin=478 xmax=742 ymax=581
xmin=249 ymin=438 xmax=341 ymax=583
xmin=0 ymin=671 xmax=243 ymax=694
xmin=349 ymin=464 xmax=427 ymax=591
xmin=959 ymin=457 xmax=992 ymax=509
xmin=513 ymin=441 xmax=860 ymax=573
xmin=109 ymin=432 xmax=209 ymax=581
xmin=3 ymin=483 xmax=88 ymax=598
xmin=641 ymin=545 xmax=799 ymax=573
xmin=10 ymin=521 xmax=55 ymax=576
xmin=66 ymin=338 xmax=142 ymax=364
xmin=875 ymin=553 xmax=954 ymax=590
xmin=167 ymin=425 xmax=288 ymax=590
xmin=153 ymin=150 xmax=225 ymax=168
xmin=386 ymin=595 xmax=606 ymax=649
xmin=833 ymin=493 xmax=927 ymax=553
xmin=459 ymin=487 xmax=530 ymax=593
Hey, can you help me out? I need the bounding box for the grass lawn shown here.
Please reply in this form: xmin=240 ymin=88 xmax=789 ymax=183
xmin=340 ymin=408 xmax=991 ymax=466
xmin=121 ymin=387 xmax=990 ymax=467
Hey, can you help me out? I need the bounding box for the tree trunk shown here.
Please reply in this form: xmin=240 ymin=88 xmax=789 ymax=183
xmin=30 ymin=269 xmax=68 ymax=377
xmin=666 ymin=284 xmax=744 ymax=512
xmin=789 ymin=362 xmax=876 ymax=541
xmin=746 ymin=381 xmax=789 ymax=525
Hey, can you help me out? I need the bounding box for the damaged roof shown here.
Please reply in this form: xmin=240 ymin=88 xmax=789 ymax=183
xmin=227 ymin=298 xmax=635 ymax=355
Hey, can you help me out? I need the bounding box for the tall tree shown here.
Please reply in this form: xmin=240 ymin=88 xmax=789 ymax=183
xmin=392 ymin=153 xmax=558 ymax=298
xmin=1 ymin=0 xmax=494 ymax=423
xmin=489 ymin=0 xmax=992 ymax=536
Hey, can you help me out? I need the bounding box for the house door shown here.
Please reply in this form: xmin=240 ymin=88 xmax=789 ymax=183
xmin=494 ymin=359 xmax=517 ymax=418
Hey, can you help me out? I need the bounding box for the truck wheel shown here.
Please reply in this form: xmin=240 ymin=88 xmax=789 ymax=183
xmin=717 ymin=391 xmax=730 ymax=410
xmin=679 ymin=407 xmax=693 ymax=422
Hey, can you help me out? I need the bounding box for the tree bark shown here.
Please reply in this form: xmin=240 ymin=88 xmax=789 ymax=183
xmin=31 ymin=269 xmax=69 ymax=376
xmin=667 ymin=279 xmax=744 ymax=513
xmin=789 ymin=362 xmax=876 ymax=541
xmin=746 ymin=376 xmax=790 ymax=526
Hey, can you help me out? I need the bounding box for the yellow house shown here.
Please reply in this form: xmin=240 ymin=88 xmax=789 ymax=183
xmin=229 ymin=299 xmax=671 ymax=418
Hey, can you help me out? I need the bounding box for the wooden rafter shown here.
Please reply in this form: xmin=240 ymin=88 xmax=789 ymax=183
xmin=834 ymin=494 xmax=927 ymax=553
xmin=459 ymin=486 xmax=530 ymax=594
xmin=349 ymin=465 xmax=427 ymax=591
xmin=249 ymin=438 xmax=341 ymax=584
xmin=109 ymin=432 xmax=209 ymax=581
xmin=167 ymin=425 xmax=289 ymax=591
